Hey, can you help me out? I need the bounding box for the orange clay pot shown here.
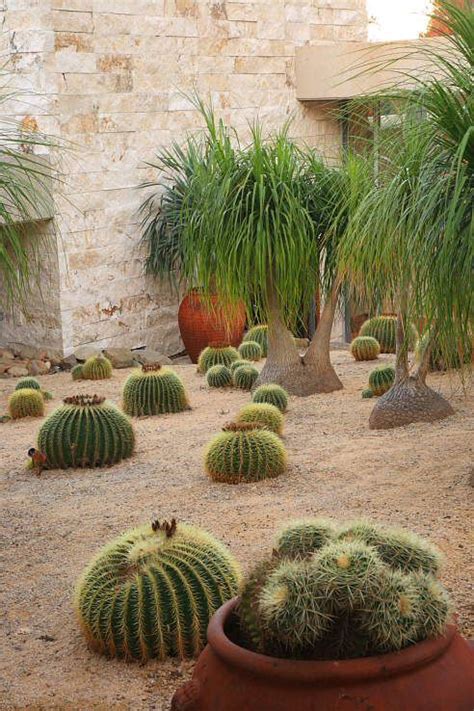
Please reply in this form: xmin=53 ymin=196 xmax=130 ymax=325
xmin=178 ymin=290 xmax=246 ymax=363
xmin=172 ymin=597 xmax=474 ymax=711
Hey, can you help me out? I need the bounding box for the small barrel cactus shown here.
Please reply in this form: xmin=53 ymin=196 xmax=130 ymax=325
xmin=244 ymin=325 xmax=268 ymax=356
xmin=368 ymin=365 xmax=395 ymax=396
xmin=197 ymin=342 xmax=239 ymax=374
xmin=362 ymin=388 xmax=374 ymax=399
xmin=206 ymin=364 xmax=232 ymax=388
xmin=233 ymin=364 xmax=259 ymax=391
xmin=15 ymin=376 xmax=41 ymax=391
xmin=252 ymin=384 xmax=288 ymax=412
xmin=238 ymin=340 xmax=262 ymax=361
xmin=230 ymin=358 xmax=251 ymax=374
xmin=350 ymin=336 xmax=380 ymax=361
xmin=205 ymin=422 xmax=287 ymax=484
xmin=360 ymin=316 xmax=417 ymax=354
xmin=81 ymin=354 xmax=113 ymax=380
xmin=238 ymin=517 xmax=451 ymax=661
xmin=74 ymin=519 xmax=241 ymax=662
xmin=37 ymin=394 xmax=135 ymax=469
xmin=71 ymin=364 xmax=84 ymax=380
xmin=123 ymin=364 xmax=189 ymax=416
xmin=8 ymin=389 xmax=44 ymax=419
xmin=237 ymin=403 xmax=284 ymax=435
xmin=415 ymin=332 xmax=472 ymax=372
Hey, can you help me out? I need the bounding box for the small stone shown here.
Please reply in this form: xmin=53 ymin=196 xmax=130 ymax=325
xmin=7 ymin=365 xmax=29 ymax=377
xmin=0 ymin=348 xmax=15 ymax=361
xmin=8 ymin=342 xmax=47 ymax=361
xmin=103 ymin=348 xmax=136 ymax=369
xmin=61 ymin=354 xmax=77 ymax=370
xmin=74 ymin=345 xmax=101 ymax=362
xmin=133 ymin=349 xmax=172 ymax=366
xmin=28 ymin=360 xmax=51 ymax=375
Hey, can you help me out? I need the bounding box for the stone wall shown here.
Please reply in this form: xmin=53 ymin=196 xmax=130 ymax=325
xmin=1 ymin=0 xmax=367 ymax=355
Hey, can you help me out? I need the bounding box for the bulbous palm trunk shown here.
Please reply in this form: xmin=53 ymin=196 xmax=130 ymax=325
xmin=256 ymin=285 xmax=343 ymax=396
xmin=369 ymin=314 xmax=454 ymax=430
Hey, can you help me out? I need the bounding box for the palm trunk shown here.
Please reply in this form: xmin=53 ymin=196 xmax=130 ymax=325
xmin=255 ymin=283 xmax=342 ymax=396
xmin=369 ymin=313 xmax=454 ymax=430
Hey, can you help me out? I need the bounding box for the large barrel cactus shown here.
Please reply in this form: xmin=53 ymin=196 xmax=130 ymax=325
xmin=123 ymin=364 xmax=189 ymax=415
xmin=243 ymin=325 xmax=268 ymax=356
xmin=252 ymin=384 xmax=288 ymax=412
xmin=233 ymin=364 xmax=259 ymax=391
xmin=237 ymin=403 xmax=284 ymax=435
xmin=238 ymin=340 xmax=262 ymax=361
xmin=206 ymin=364 xmax=232 ymax=388
xmin=205 ymin=422 xmax=287 ymax=484
xmin=197 ymin=342 xmax=239 ymax=374
xmin=368 ymin=365 xmax=395 ymax=396
xmin=238 ymin=518 xmax=451 ymax=660
xmin=8 ymin=389 xmax=44 ymax=419
xmin=360 ymin=316 xmax=417 ymax=354
xmin=37 ymin=394 xmax=135 ymax=469
xmin=81 ymin=354 xmax=113 ymax=380
xmin=350 ymin=336 xmax=380 ymax=361
xmin=74 ymin=519 xmax=241 ymax=662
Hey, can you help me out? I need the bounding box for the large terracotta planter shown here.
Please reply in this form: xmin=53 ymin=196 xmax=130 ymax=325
xmin=178 ymin=290 xmax=246 ymax=364
xmin=172 ymin=598 xmax=474 ymax=711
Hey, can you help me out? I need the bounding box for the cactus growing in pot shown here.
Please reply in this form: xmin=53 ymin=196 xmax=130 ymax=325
xmin=8 ymin=388 xmax=44 ymax=419
xmin=243 ymin=325 xmax=268 ymax=357
xmin=236 ymin=403 xmax=283 ymax=435
xmin=123 ymin=363 xmax=189 ymax=415
xmin=350 ymin=336 xmax=380 ymax=361
xmin=252 ymin=384 xmax=288 ymax=412
xmin=206 ymin=364 xmax=232 ymax=388
xmin=197 ymin=342 xmax=239 ymax=374
xmin=238 ymin=341 xmax=262 ymax=362
xmin=81 ymin=353 xmax=113 ymax=380
xmin=75 ymin=519 xmax=241 ymax=662
xmin=233 ymin=364 xmax=259 ymax=391
xmin=368 ymin=365 xmax=395 ymax=396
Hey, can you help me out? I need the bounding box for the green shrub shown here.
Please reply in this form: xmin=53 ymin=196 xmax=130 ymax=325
xmin=74 ymin=519 xmax=241 ymax=662
xmin=205 ymin=422 xmax=287 ymax=484
xmin=360 ymin=316 xmax=417 ymax=354
xmin=8 ymin=389 xmax=44 ymax=419
xmin=71 ymin=364 xmax=84 ymax=380
xmin=236 ymin=403 xmax=283 ymax=435
xmin=81 ymin=354 xmax=113 ymax=380
xmin=350 ymin=336 xmax=380 ymax=361
xmin=238 ymin=340 xmax=262 ymax=361
xmin=206 ymin=364 xmax=232 ymax=388
xmin=37 ymin=394 xmax=134 ymax=469
xmin=252 ymin=384 xmax=288 ymax=412
xmin=233 ymin=364 xmax=259 ymax=391
xmin=368 ymin=365 xmax=395 ymax=396
xmin=238 ymin=517 xmax=451 ymax=660
xmin=197 ymin=342 xmax=239 ymax=374
xmin=244 ymin=325 xmax=268 ymax=356
xmin=123 ymin=364 xmax=189 ymax=415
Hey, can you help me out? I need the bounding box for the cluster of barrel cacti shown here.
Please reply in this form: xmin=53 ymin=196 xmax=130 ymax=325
xmin=206 ymin=364 xmax=232 ymax=388
xmin=350 ymin=336 xmax=380 ymax=361
xmin=243 ymin=325 xmax=268 ymax=356
xmin=198 ymin=343 xmax=239 ymax=373
xmin=252 ymin=384 xmax=288 ymax=412
xmin=367 ymin=365 xmax=396 ymax=396
xmin=81 ymin=354 xmax=113 ymax=380
xmin=238 ymin=518 xmax=451 ymax=660
xmin=123 ymin=364 xmax=189 ymax=415
xmin=233 ymin=364 xmax=259 ymax=391
xmin=75 ymin=519 xmax=241 ymax=662
xmin=238 ymin=340 xmax=262 ymax=361
xmin=36 ymin=394 xmax=135 ymax=469
xmin=205 ymin=421 xmax=287 ymax=484
xmin=360 ymin=316 xmax=417 ymax=354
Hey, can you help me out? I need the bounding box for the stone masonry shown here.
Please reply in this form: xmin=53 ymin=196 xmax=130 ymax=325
xmin=1 ymin=0 xmax=367 ymax=356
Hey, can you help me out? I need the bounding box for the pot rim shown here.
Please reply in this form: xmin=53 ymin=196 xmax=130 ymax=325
xmin=207 ymin=597 xmax=456 ymax=684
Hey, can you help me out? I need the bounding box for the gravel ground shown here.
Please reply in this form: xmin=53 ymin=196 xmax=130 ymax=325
xmin=0 ymin=351 xmax=472 ymax=710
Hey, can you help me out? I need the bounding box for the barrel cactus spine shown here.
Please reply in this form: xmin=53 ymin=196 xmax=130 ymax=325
xmin=368 ymin=365 xmax=395 ymax=396
xmin=15 ymin=376 xmax=41 ymax=391
xmin=238 ymin=517 xmax=451 ymax=660
xmin=238 ymin=340 xmax=262 ymax=362
xmin=37 ymin=394 xmax=135 ymax=469
xmin=360 ymin=316 xmax=417 ymax=354
xmin=8 ymin=389 xmax=44 ymax=419
xmin=71 ymin=364 xmax=84 ymax=380
xmin=252 ymin=384 xmax=288 ymax=413
xmin=230 ymin=359 xmax=251 ymax=374
xmin=350 ymin=336 xmax=380 ymax=361
xmin=233 ymin=364 xmax=259 ymax=391
xmin=123 ymin=363 xmax=189 ymax=416
xmin=206 ymin=364 xmax=232 ymax=388
xmin=243 ymin=325 xmax=268 ymax=357
xmin=81 ymin=353 xmax=113 ymax=380
xmin=205 ymin=421 xmax=287 ymax=484
xmin=236 ymin=403 xmax=284 ymax=435
xmin=197 ymin=342 xmax=239 ymax=374
xmin=74 ymin=519 xmax=241 ymax=662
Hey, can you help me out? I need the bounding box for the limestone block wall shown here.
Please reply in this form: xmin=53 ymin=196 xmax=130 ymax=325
xmin=1 ymin=0 xmax=367 ymax=355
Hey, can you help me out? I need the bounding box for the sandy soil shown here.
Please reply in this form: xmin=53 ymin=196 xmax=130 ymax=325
xmin=0 ymin=351 xmax=473 ymax=710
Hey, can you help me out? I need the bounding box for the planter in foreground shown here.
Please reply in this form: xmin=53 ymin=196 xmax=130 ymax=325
xmin=172 ymin=598 xmax=474 ymax=711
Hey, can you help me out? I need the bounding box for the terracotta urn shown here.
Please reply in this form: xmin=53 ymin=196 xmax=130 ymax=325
xmin=172 ymin=598 xmax=474 ymax=711
xmin=178 ymin=290 xmax=246 ymax=364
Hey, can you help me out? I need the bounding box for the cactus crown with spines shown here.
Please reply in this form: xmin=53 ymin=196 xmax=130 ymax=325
xmin=8 ymin=388 xmax=44 ymax=419
xmin=238 ymin=340 xmax=262 ymax=361
xmin=197 ymin=343 xmax=239 ymax=374
xmin=360 ymin=316 xmax=417 ymax=354
xmin=350 ymin=336 xmax=380 ymax=362
xmin=368 ymin=365 xmax=395 ymax=396
xmin=236 ymin=403 xmax=284 ymax=435
xmin=238 ymin=517 xmax=451 ymax=661
xmin=252 ymin=384 xmax=288 ymax=412
xmin=233 ymin=364 xmax=259 ymax=391
xmin=74 ymin=519 xmax=241 ymax=662
xmin=122 ymin=365 xmax=189 ymax=416
xmin=230 ymin=358 xmax=251 ymax=373
xmin=37 ymin=393 xmax=134 ymax=469
xmin=243 ymin=325 xmax=268 ymax=356
xmin=81 ymin=354 xmax=113 ymax=380
xmin=15 ymin=377 xmax=41 ymax=391
xmin=206 ymin=364 xmax=232 ymax=388
xmin=205 ymin=420 xmax=287 ymax=484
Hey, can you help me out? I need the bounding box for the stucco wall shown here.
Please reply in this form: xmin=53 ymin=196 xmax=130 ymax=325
xmin=1 ymin=0 xmax=367 ymax=355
